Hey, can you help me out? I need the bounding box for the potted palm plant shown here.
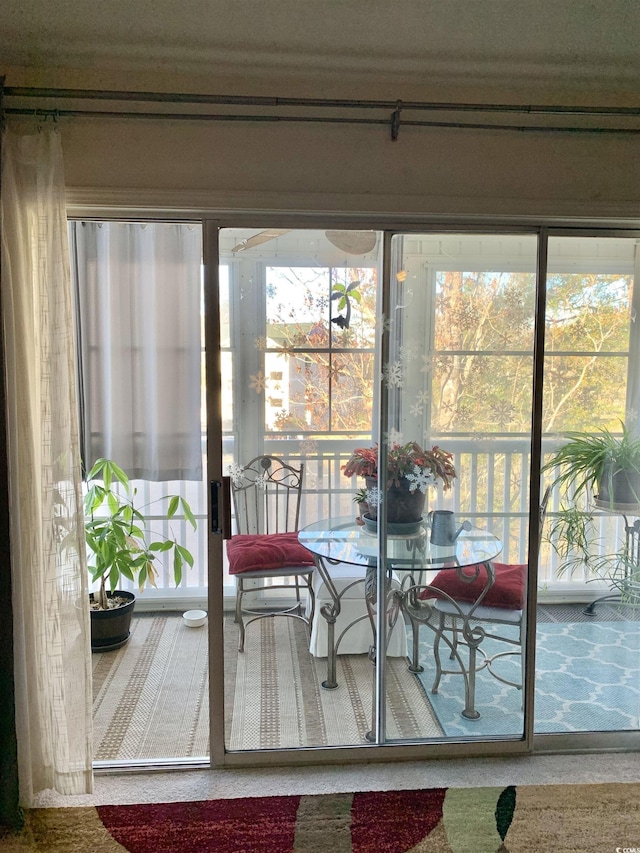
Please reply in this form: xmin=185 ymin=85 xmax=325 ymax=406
xmin=543 ymin=421 xmax=640 ymax=578
xmin=85 ymin=458 xmax=197 ymax=651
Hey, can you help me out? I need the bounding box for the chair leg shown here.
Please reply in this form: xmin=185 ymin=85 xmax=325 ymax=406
xmin=236 ymin=579 xmax=246 ymax=653
xmin=449 ymin=616 xmax=459 ymax=660
xmin=305 ymin=572 xmax=316 ymax=628
xmin=236 ymin=572 xmax=315 ymax=653
xmin=431 ymin=610 xmax=446 ymax=694
xmin=407 ymin=608 xmax=423 ymax=673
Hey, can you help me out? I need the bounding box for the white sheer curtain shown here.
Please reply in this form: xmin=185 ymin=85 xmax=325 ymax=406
xmin=71 ymin=221 xmax=203 ymax=481
xmin=1 ymin=129 xmax=93 ymax=802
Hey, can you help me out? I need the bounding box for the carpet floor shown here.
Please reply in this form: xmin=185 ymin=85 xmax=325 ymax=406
xmin=5 ymin=782 xmax=640 ymax=851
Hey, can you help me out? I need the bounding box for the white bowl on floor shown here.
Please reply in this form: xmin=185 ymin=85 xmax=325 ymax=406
xmin=183 ymin=609 xmax=207 ymax=628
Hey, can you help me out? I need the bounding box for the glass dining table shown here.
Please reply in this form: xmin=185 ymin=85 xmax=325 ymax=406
xmin=299 ymin=515 xmax=503 ymax=721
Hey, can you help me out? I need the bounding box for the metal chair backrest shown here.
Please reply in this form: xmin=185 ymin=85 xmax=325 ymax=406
xmin=230 ymin=455 xmax=304 ymax=536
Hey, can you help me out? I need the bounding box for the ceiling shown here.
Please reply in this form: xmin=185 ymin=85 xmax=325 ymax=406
xmin=2 ymin=0 xmax=640 ymax=96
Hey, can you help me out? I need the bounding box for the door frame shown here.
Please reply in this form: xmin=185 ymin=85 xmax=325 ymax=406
xmin=206 ymin=217 xmax=545 ymax=767
xmin=67 ymin=207 xmax=640 ymax=768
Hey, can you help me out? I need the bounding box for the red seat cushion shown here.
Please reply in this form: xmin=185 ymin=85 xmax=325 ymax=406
xmin=419 ymin=562 xmax=526 ymax=609
xmin=226 ymin=532 xmax=315 ymax=575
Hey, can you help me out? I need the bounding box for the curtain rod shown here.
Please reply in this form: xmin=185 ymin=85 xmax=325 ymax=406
xmin=5 ymin=86 xmax=640 ymax=116
xmin=5 ymin=108 xmax=640 ymax=137
xmin=4 ymin=86 xmax=640 ymax=138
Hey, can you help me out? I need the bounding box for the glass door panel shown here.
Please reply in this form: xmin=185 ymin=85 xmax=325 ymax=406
xmin=70 ymin=219 xmax=208 ymax=764
xmin=381 ymin=232 xmax=538 ymax=742
xmin=539 ymin=234 xmax=640 ymax=736
xmin=219 ymin=227 xmax=385 ymax=751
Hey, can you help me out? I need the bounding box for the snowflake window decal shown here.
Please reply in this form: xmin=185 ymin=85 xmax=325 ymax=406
xmin=377 ymin=314 xmax=393 ymax=334
xmin=366 ymin=485 xmax=383 ymax=507
xmin=405 ymin=465 xmax=438 ymax=494
xmin=300 ymin=439 xmax=318 ymax=455
xmin=249 ymin=371 xmax=266 ymax=394
xmin=493 ymin=401 xmax=515 ymax=428
xmin=383 ymin=360 xmax=403 ymax=388
xmin=226 ymin=463 xmax=245 ymax=487
xmin=384 ymin=428 xmax=404 ymax=447
xmin=420 ymin=354 xmax=434 ymax=374
xmin=398 ymin=342 xmax=419 ymax=363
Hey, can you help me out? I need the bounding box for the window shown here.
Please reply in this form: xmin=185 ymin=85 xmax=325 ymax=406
xmin=263 ymin=266 xmax=378 ymax=436
xmin=220 ymin=228 xmax=383 ymax=530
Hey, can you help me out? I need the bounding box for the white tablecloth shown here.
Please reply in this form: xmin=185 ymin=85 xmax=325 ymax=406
xmin=308 ymin=563 xmax=408 ymax=657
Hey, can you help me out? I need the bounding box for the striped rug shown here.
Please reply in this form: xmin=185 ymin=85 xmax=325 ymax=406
xmin=92 ymin=613 xmax=210 ymax=761
xmin=93 ymin=613 xmax=441 ymax=761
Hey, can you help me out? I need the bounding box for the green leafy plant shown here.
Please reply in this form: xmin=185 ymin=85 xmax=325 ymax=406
xmin=545 ymin=503 xmax=601 ymax=577
xmin=84 ymin=458 xmax=197 ymax=610
xmin=543 ymin=421 xmax=640 ymax=507
xmin=543 ymin=422 xmax=640 ymax=578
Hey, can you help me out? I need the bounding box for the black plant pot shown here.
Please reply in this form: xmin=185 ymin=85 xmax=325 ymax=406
xmin=365 ymin=476 xmax=426 ymax=524
xmin=90 ymin=590 xmax=136 ymax=652
xmin=598 ymin=462 xmax=640 ymax=506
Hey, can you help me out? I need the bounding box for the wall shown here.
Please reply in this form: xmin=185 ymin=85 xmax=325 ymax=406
xmin=4 ymin=65 xmax=640 ymax=221
xmin=0 ymin=63 xmax=639 ymax=802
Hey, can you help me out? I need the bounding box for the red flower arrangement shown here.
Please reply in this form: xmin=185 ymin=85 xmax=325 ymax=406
xmin=342 ymin=441 xmax=457 ymax=492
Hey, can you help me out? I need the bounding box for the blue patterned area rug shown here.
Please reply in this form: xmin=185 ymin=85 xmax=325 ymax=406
xmin=413 ymin=620 xmax=640 ymax=738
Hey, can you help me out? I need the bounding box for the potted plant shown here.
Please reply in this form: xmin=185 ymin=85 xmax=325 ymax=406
xmin=544 ymin=422 xmax=640 ymax=509
xmin=84 ymin=458 xmax=197 ymax=651
xmin=353 ymin=487 xmax=369 ymax=525
xmin=342 ymin=441 xmax=457 ymax=526
xmin=542 ymin=421 xmax=640 ymax=578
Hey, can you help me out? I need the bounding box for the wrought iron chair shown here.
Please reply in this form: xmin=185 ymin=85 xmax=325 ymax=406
xmin=226 ymin=455 xmax=315 ymax=652
xmin=424 ymin=487 xmax=551 ymax=701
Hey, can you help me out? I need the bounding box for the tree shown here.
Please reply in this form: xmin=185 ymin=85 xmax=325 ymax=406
xmin=265 ymin=266 xmax=378 ymax=436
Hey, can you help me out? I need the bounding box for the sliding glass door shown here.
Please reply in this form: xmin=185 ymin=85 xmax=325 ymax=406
xmin=218 ymin=227 xmax=386 ymax=750
xmin=71 ymin=216 xmax=640 ymax=766
xmin=215 ymin=227 xmax=543 ymax=754
xmin=71 ymin=220 xmax=209 ymax=766
xmin=377 ymin=232 xmax=539 ymax=743
xmin=210 ymin=223 xmax=640 ymax=762
xmin=538 ymin=233 xmax=640 ymax=740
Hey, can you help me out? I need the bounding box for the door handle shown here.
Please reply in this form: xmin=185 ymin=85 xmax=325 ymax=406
xmin=210 ymin=477 xmax=232 ymax=538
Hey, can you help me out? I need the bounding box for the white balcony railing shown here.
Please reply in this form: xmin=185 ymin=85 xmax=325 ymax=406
xmin=108 ymin=438 xmax=617 ymax=604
